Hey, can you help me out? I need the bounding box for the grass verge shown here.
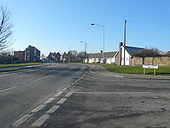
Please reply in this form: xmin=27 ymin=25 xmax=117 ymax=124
xmin=0 ymin=63 xmax=42 ymax=68
xmin=72 ymin=62 xmax=170 ymax=75
xmin=105 ymin=65 xmax=170 ymax=75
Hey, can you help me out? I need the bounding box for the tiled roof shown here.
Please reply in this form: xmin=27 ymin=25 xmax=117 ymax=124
xmin=125 ymin=46 xmax=144 ymax=55
xmin=87 ymin=52 xmax=117 ymax=58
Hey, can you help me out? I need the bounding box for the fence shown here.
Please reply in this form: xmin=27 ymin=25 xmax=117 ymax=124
xmin=132 ymin=57 xmax=170 ymax=66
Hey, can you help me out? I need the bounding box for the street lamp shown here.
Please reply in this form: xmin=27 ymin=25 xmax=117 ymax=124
xmin=91 ymin=23 xmax=105 ymax=66
xmin=81 ymin=41 xmax=87 ymax=63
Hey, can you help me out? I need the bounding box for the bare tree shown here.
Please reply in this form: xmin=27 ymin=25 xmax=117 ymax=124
xmin=0 ymin=6 xmax=12 ymax=51
xmin=132 ymin=48 xmax=161 ymax=57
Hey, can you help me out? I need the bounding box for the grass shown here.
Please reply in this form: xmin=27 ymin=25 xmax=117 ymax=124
xmin=71 ymin=62 xmax=112 ymax=66
xmin=68 ymin=62 xmax=170 ymax=75
xmin=0 ymin=63 xmax=42 ymax=68
xmin=105 ymin=65 xmax=170 ymax=75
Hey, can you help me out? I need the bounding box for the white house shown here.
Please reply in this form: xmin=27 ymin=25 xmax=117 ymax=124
xmin=85 ymin=52 xmax=118 ymax=64
xmin=115 ymin=42 xmax=144 ymax=65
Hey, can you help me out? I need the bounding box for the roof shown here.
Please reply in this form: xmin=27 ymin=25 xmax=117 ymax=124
xmin=125 ymin=46 xmax=144 ymax=55
xmin=87 ymin=52 xmax=117 ymax=58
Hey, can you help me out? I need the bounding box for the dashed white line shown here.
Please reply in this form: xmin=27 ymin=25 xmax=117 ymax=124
xmin=44 ymin=98 xmax=55 ymax=104
xmin=31 ymin=105 xmax=46 ymax=113
xmin=57 ymin=98 xmax=67 ymax=104
xmin=74 ymin=92 xmax=151 ymax=94
xmin=65 ymin=92 xmax=74 ymax=98
xmin=34 ymin=75 xmax=52 ymax=82
xmin=13 ymin=114 xmax=32 ymax=127
xmin=113 ymin=75 xmax=124 ymax=78
xmin=0 ymin=86 xmax=18 ymax=93
xmin=32 ymin=114 xmax=49 ymax=127
xmin=62 ymin=88 xmax=67 ymax=91
xmin=46 ymin=105 xmax=60 ymax=114
xmin=0 ymin=72 xmax=20 ymax=77
xmin=54 ymin=91 xmax=63 ymax=97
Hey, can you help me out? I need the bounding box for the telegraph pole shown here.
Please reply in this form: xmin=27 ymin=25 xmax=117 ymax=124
xmin=124 ymin=20 xmax=127 ymax=66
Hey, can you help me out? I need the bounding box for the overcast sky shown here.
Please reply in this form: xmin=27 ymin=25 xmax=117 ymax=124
xmin=2 ymin=0 xmax=170 ymax=55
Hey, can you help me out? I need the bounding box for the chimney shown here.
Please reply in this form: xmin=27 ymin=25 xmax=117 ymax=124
xmin=119 ymin=42 xmax=123 ymax=48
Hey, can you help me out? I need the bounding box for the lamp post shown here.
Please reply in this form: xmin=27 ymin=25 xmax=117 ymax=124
xmin=81 ymin=41 xmax=87 ymax=63
xmin=91 ymin=23 xmax=105 ymax=66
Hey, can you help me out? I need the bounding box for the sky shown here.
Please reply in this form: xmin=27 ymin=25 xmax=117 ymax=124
xmin=1 ymin=0 xmax=170 ymax=55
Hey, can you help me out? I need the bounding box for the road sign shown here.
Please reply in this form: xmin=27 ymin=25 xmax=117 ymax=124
xmin=142 ymin=65 xmax=158 ymax=75
xmin=142 ymin=65 xmax=158 ymax=69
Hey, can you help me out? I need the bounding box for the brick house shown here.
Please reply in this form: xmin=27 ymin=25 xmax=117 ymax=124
xmin=25 ymin=45 xmax=40 ymax=62
xmin=14 ymin=51 xmax=25 ymax=62
xmin=47 ymin=52 xmax=61 ymax=62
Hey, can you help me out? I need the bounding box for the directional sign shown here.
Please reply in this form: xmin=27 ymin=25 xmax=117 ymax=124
xmin=142 ymin=65 xmax=158 ymax=69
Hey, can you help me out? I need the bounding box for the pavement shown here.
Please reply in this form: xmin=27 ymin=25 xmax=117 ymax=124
xmin=108 ymin=71 xmax=170 ymax=80
xmin=0 ymin=64 xmax=48 ymax=72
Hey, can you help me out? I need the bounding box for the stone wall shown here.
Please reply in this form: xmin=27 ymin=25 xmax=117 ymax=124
xmin=132 ymin=57 xmax=170 ymax=66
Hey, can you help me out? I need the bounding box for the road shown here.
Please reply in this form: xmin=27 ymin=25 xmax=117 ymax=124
xmin=1 ymin=63 xmax=170 ymax=128
xmin=0 ymin=63 xmax=88 ymax=128
xmin=41 ymin=64 xmax=170 ymax=128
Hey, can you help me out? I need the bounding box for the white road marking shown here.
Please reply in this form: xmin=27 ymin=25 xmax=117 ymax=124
xmin=13 ymin=114 xmax=32 ymax=127
xmin=0 ymin=72 xmax=20 ymax=77
xmin=31 ymin=105 xmax=46 ymax=113
xmin=73 ymin=71 xmax=88 ymax=84
xmin=46 ymin=105 xmax=60 ymax=114
xmin=44 ymin=98 xmax=55 ymax=104
xmin=62 ymin=88 xmax=67 ymax=91
xmin=54 ymin=91 xmax=63 ymax=97
xmin=67 ymin=85 xmax=71 ymax=88
xmin=57 ymin=98 xmax=67 ymax=104
xmin=113 ymin=75 xmax=124 ymax=78
xmin=34 ymin=75 xmax=52 ymax=82
xmin=75 ymin=92 xmax=151 ymax=94
xmin=32 ymin=114 xmax=49 ymax=127
xmin=0 ymin=86 xmax=18 ymax=93
xmin=65 ymin=92 xmax=74 ymax=98
xmin=26 ymin=66 xmax=32 ymax=68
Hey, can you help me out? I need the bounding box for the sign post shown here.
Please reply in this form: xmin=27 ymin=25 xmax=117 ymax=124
xmin=142 ymin=65 xmax=159 ymax=75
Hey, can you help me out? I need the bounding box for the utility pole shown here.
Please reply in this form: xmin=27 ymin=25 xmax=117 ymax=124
xmin=124 ymin=20 xmax=127 ymax=66
xmin=81 ymin=41 xmax=87 ymax=63
xmin=91 ymin=23 xmax=105 ymax=66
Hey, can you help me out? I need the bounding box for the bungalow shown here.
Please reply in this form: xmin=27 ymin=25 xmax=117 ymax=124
xmin=115 ymin=42 xmax=144 ymax=65
xmin=85 ymin=51 xmax=118 ymax=64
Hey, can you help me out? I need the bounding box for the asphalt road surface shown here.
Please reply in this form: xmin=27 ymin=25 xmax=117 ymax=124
xmin=1 ymin=63 xmax=170 ymax=128
xmin=0 ymin=63 xmax=88 ymax=128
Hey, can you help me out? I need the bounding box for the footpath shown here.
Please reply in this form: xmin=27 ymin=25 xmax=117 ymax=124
xmin=0 ymin=64 xmax=48 ymax=73
xmin=110 ymin=72 xmax=170 ymax=80
xmin=90 ymin=64 xmax=170 ymax=80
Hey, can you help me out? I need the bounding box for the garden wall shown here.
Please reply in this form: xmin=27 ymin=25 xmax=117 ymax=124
xmin=132 ymin=57 xmax=170 ymax=66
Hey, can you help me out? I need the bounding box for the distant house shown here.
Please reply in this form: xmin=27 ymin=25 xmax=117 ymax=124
xmin=115 ymin=42 xmax=144 ymax=65
xmin=61 ymin=52 xmax=69 ymax=62
xmin=14 ymin=51 xmax=25 ymax=62
xmin=14 ymin=45 xmax=40 ymax=63
xmin=25 ymin=45 xmax=40 ymax=62
xmin=47 ymin=52 xmax=61 ymax=62
xmin=85 ymin=51 xmax=118 ymax=64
